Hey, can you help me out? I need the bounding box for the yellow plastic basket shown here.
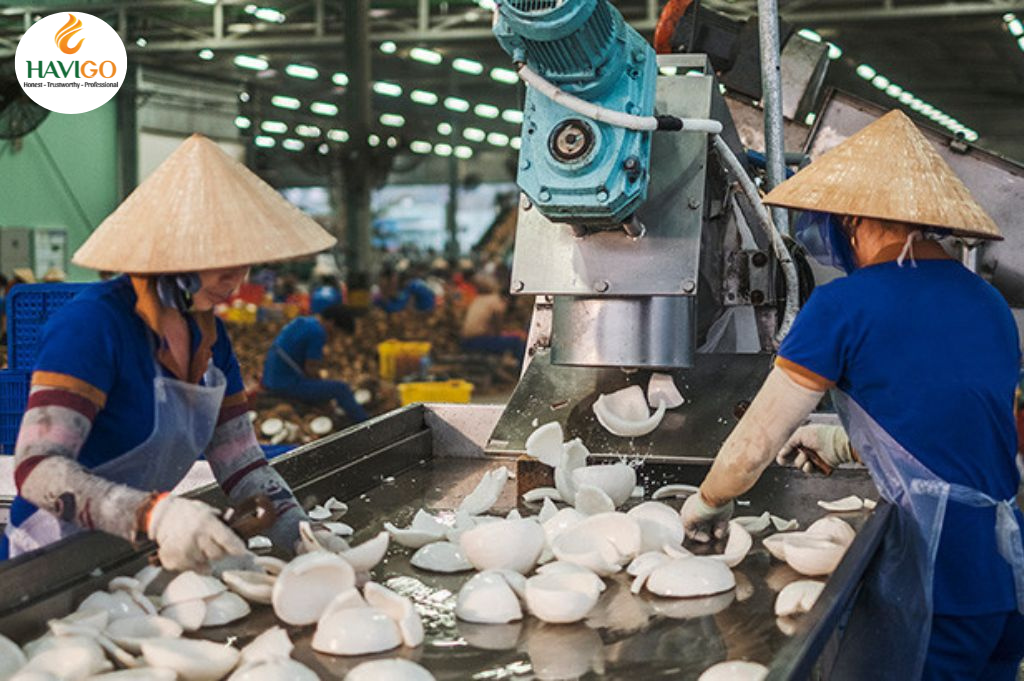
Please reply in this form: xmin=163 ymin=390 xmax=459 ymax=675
xmin=377 ymin=340 xmax=432 ymax=381
xmin=398 ymin=379 xmax=474 ymax=406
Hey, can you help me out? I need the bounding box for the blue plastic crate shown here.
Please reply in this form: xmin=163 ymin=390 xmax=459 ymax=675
xmin=0 ymin=370 xmax=30 ymax=454
xmin=6 ymin=283 xmax=86 ymax=370
xmin=260 ymin=444 xmax=295 ymax=460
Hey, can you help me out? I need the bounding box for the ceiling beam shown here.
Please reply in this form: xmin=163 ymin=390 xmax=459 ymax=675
xmin=784 ymin=1 xmax=1024 ymax=23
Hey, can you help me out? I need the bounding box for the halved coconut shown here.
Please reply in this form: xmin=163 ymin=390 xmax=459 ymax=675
xmin=455 ymin=571 xmax=523 ymax=625
xmin=551 ymin=513 xmax=641 ymax=577
xmin=133 ymin=565 xmax=163 ymax=594
xmin=228 ymin=659 xmax=319 ymax=681
xmin=460 ymin=519 xmax=545 ymax=574
xmin=648 ymin=590 xmax=736 ymax=619
xmin=762 ymin=534 xmax=789 ymax=561
xmin=538 ymin=497 xmax=559 ymax=524
xmin=239 ymin=626 xmax=293 ymax=667
xmin=806 ymin=516 xmax=856 ymax=547
xmin=646 ymin=557 xmax=736 ymax=598
xmin=627 ymin=502 xmax=685 ymax=553
xmin=771 ymin=515 xmax=799 ymax=531
xmin=522 ymin=487 xmax=561 ymax=504
xmin=77 ymin=590 xmax=147 ymax=622
xmin=709 ymin=521 xmax=752 ymax=568
xmin=260 ymin=418 xmax=283 ymax=437
xmin=384 ymin=509 xmax=447 ymax=549
xmin=410 ymin=541 xmax=473 ymax=573
xmin=108 ymin=577 xmax=141 ymax=593
xmin=647 ymin=373 xmax=684 ymax=409
xmin=734 ymin=512 xmax=772 ymax=534
xmin=106 ymin=615 xmax=183 ymax=654
xmin=783 ymin=535 xmax=847 ymax=576
xmin=254 ymin=556 xmax=286 ymax=576
xmin=222 ymin=571 xmax=275 ymax=605
xmin=627 ymin=551 xmax=672 ymax=577
xmin=525 ymin=572 xmax=601 ymax=624
xmin=573 ymin=484 xmax=615 ymax=516
xmin=698 ymin=660 xmax=768 ymax=681
xmin=161 ymin=599 xmax=206 ymax=632
xmin=457 ymin=467 xmax=510 ymax=517
xmin=162 ymin=572 xmax=226 ymax=606
xmin=22 ymin=636 xmax=112 ymax=679
xmin=320 ymin=588 xmax=369 ymax=621
xmin=363 ymin=581 xmax=424 ymax=648
xmin=593 ymin=386 xmax=667 ymax=438
xmin=525 ymin=421 xmax=564 ymax=467
xmin=90 ymin=669 xmax=178 ymax=681
xmin=344 ymin=659 xmax=436 ymax=681
xmin=272 ymin=551 xmax=356 ymax=626
xmin=572 ymin=464 xmax=636 ymax=508
xmin=308 ymin=505 xmax=332 ymax=521
xmin=312 ymin=607 xmax=402 ymax=656
xmin=141 ymin=638 xmax=240 ymax=681
xmin=340 ymin=531 xmax=390 ymax=573
xmin=535 ymin=562 xmax=607 ymax=592
xmin=817 ymin=495 xmax=864 ymax=513
xmin=651 ymin=484 xmax=699 ymax=500
xmin=775 ymin=580 xmax=825 ymax=617
xmin=247 ymin=536 xmax=273 ymax=551
xmin=309 ymin=416 xmax=333 ymax=436
xmin=554 ymin=438 xmax=590 ymax=505
xmin=201 ymin=592 xmax=251 ymax=628
xmin=0 ymin=633 xmax=27 ymax=679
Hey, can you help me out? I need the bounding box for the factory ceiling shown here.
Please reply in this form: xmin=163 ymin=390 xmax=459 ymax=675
xmin=1 ymin=0 xmax=1022 ymax=166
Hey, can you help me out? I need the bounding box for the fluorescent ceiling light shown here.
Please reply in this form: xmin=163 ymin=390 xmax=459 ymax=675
xmin=855 ymin=64 xmax=876 ymax=80
xmin=486 ymin=132 xmax=509 ymax=146
xmin=797 ymin=28 xmax=822 ymax=43
xmin=327 ymin=129 xmax=349 ymax=142
xmin=502 ymin=109 xmax=523 ymax=124
xmin=463 ymin=127 xmax=486 ymax=142
xmin=444 ymin=96 xmax=470 ymax=112
xmin=234 ymin=116 xmax=251 ymax=129
xmin=804 ymin=112 xmax=816 ymax=126
xmin=282 ymin=139 xmax=304 ymax=151
xmin=454 ymin=145 xmax=474 ymax=159
xmin=871 ymin=75 xmax=890 ymax=89
xmin=437 ymin=122 xmax=453 ymax=135
xmin=254 ymin=136 xmax=275 ymax=148
xmin=827 ymin=42 xmax=842 ymax=60
xmin=295 ymin=124 xmax=321 ymax=138
xmin=410 ymin=140 xmax=432 ymax=154
xmin=511 ymin=137 xmax=521 ymax=150
xmin=380 ymin=41 xmax=397 ymax=54
xmin=410 ymin=47 xmax=442 ymax=65
xmin=260 ymin=120 xmax=288 ymax=134
xmin=474 ymin=103 xmax=500 ymax=119
xmin=234 ymin=54 xmax=268 ymax=71
xmin=380 ymin=113 xmax=405 ymax=127
xmin=285 ymin=64 xmax=318 ymax=80
xmin=373 ymin=81 xmax=403 ymax=97
xmin=452 ymin=58 xmax=483 ymax=75
xmin=490 ymin=67 xmax=519 ymax=84
xmin=310 ymin=101 xmax=338 ymax=116
xmin=271 ymin=95 xmax=300 ymax=110
xmin=368 ymin=134 xmax=381 ymax=147
xmin=411 ymin=90 xmax=439 ymax=105
xmin=434 ymin=143 xmax=453 ymax=157
xmin=332 ymin=72 xmax=349 ymax=86
xmin=198 ymin=49 xmax=214 ymax=61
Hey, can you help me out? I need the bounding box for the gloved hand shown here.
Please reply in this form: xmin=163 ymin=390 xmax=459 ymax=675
xmin=147 ymin=495 xmax=249 ymax=571
xmin=681 ymin=491 xmax=734 ymax=543
xmin=776 ymin=424 xmax=854 ymax=474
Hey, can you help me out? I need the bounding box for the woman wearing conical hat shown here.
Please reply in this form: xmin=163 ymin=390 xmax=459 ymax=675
xmin=0 ymin=135 xmax=346 ymax=570
xmin=682 ymin=111 xmax=1022 ymax=678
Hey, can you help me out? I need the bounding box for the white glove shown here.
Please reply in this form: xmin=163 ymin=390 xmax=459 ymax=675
xmin=776 ymin=424 xmax=854 ymax=474
xmin=147 ymin=496 xmax=249 ymax=572
xmin=681 ymin=492 xmax=734 ymax=543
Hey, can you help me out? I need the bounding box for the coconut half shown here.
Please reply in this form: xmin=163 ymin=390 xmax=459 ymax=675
xmin=141 ymin=638 xmax=240 ymax=681
xmin=593 ymin=386 xmax=667 ymax=438
xmin=455 ymin=571 xmax=523 ymax=625
xmin=272 ymin=551 xmax=356 ymax=626
xmin=698 ymin=661 xmax=768 ymax=681
xmin=645 ymin=557 xmax=736 ymax=598
xmin=775 ymin=580 xmax=825 ymax=617
xmin=647 ymin=373 xmax=684 ymax=409
xmin=525 ymin=422 xmax=564 ymax=467
xmin=572 ymin=464 xmax=636 ymax=508
xmin=460 ymin=519 xmax=545 ymax=574
xmin=344 ymin=659 xmax=436 ymax=681
xmin=817 ymin=495 xmax=864 ymax=513
xmin=457 ymin=467 xmax=511 ymax=516
xmin=651 ymin=484 xmax=699 ymax=500
xmin=525 ymin=572 xmax=602 ymax=624
xmin=363 ymin=581 xmax=424 ymax=648
xmin=410 ymin=541 xmax=473 ymax=573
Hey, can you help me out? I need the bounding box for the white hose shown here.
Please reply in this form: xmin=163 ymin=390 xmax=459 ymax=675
xmin=517 ymin=64 xmax=723 ymax=134
xmin=711 ymin=134 xmax=800 ymax=344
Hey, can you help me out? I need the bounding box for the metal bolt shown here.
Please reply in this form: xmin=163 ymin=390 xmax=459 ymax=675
xmin=539 ymin=188 xmax=551 ymax=202
xmin=688 ymin=197 xmax=701 ymax=210
xmin=596 ymin=188 xmax=609 ymax=202
xmin=520 ymin=195 xmax=533 ymax=211
xmin=513 ymin=280 xmax=525 ymax=292
xmin=751 ymin=252 xmax=768 ymax=267
xmin=521 ymin=160 xmax=531 ymax=171
xmin=682 ymin=279 xmax=696 ymax=293
xmin=594 ymin=280 xmax=610 ymax=293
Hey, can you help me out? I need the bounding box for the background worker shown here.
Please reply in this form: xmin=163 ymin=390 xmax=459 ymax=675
xmin=261 ymin=303 xmax=369 ymax=424
xmin=0 ymin=134 xmax=339 ymax=571
xmin=680 ymin=111 xmax=1023 ymax=680
xmin=460 ymin=274 xmax=526 ymax=364
xmin=374 ymin=262 xmax=437 ymax=314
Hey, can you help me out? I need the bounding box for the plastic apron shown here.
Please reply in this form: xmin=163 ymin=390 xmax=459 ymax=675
xmin=4 ymin=358 xmax=227 ymax=557
xmin=830 ymin=391 xmax=1024 ymax=680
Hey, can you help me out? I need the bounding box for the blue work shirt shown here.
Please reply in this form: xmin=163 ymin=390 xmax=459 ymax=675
xmin=779 ymin=257 xmax=1022 ymax=615
xmin=262 ymin=317 xmax=326 ymax=390
xmin=9 ymin=276 xmax=246 ymax=528
xmin=377 ymin=279 xmax=437 ymax=313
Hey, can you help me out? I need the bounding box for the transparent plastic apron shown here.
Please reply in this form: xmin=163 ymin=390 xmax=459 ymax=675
xmin=830 ymin=391 xmax=1024 ymax=680
xmin=4 ymin=356 xmax=226 ymax=557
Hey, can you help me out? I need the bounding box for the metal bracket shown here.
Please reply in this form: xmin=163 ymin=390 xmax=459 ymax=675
xmin=722 ymin=249 xmax=776 ymax=306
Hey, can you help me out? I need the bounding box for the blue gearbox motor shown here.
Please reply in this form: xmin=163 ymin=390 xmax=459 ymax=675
xmin=494 ymin=0 xmax=658 ymax=228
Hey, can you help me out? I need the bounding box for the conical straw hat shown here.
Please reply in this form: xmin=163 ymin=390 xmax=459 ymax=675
xmin=73 ymin=134 xmax=337 ymax=273
xmin=763 ymin=110 xmax=1001 ymax=240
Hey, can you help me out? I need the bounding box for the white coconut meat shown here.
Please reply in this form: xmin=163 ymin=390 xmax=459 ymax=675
xmin=90 ymin=669 xmax=179 ymax=681
xmin=538 ymin=497 xmax=559 ymax=524
xmin=201 ymin=592 xmax=251 ymax=628
xmin=456 ymin=467 xmax=510 ymax=517
xmin=384 ymin=509 xmax=447 ymax=549
xmin=524 ymin=421 xmax=564 ymax=467
xmin=806 ymin=516 xmax=856 ymax=547
xmin=698 ymin=660 xmax=769 ymax=681
xmin=77 ymin=590 xmax=148 ymax=622
xmin=651 ymin=484 xmax=700 ymax=500
xmin=783 ymin=535 xmax=848 ymax=577
xmin=105 ymin=615 xmax=183 ymax=654
xmin=522 ymin=487 xmax=561 ymax=504
xmin=0 ymin=632 xmax=27 ymax=679
xmin=344 ymin=659 xmax=436 ymax=681
xmin=271 ymin=551 xmax=356 ymax=626
xmin=141 ymin=638 xmax=240 ymax=681
xmin=551 ymin=512 xmax=641 ymax=577
xmin=554 ymin=438 xmax=590 ymax=505
xmin=593 ymin=386 xmax=667 ymax=438
xmin=733 ymin=512 xmax=772 ymax=534
xmin=817 ymin=495 xmax=864 ymax=512
xmin=775 ymin=580 xmax=825 ymax=617
xmin=771 ymin=515 xmax=799 ymax=531
xmin=363 ymin=581 xmax=424 ymax=648
xmin=460 ymin=519 xmax=545 ymax=574
xmin=312 ymin=606 xmax=402 ymax=656
xmin=340 ymin=531 xmax=390 ymax=573
xmin=455 ymin=571 xmax=523 ymax=624
xmin=21 ymin=636 xmax=113 ymax=679
xmin=525 ymin=572 xmax=602 ymax=624
xmin=645 ymin=557 xmax=736 ymax=598
xmin=627 ymin=502 xmax=685 ymax=553
xmin=647 ymin=373 xmax=684 ymax=409
xmin=410 ymin=541 xmax=473 ymax=573
xmin=227 ymin=659 xmax=319 ymax=681
xmin=573 ymin=484 xmax=616 ymax=516
xmin=709 ymin=521 xmax=753 ymax=568
xmin=162 ymin=572 xmax=226 ymax=606
xmin=161 ymin=599 xmax=207 ymax=632
xmin=571 ymin=464 xmax=636 ymax=508
xmin=239 ymin=626 xmax=293 ymax=666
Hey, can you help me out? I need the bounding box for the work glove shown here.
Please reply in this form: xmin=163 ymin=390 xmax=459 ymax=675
xmin=776 ymin=424 xmax=854 ymax=474
xmin=147 ymin=495 xmax=249 ymax=572
xmin=681 ymin=492 xmax=734 ymax=543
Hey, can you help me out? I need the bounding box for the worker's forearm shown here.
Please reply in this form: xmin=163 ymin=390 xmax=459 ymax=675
xmin=14 ymin=398 xmax=147 ymax=541
xmin=206 ymin=414 xmax=306 ymax=548
xmin=701 ymin=367 xmax=824 ymax=506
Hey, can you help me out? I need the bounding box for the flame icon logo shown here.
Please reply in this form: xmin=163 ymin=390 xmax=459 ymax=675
xmin=54 ymin=14 xmax=84 ymax=55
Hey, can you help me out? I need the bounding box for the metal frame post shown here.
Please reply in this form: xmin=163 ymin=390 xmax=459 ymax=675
xmin=757 ymin=0 xmax=790 ymax=236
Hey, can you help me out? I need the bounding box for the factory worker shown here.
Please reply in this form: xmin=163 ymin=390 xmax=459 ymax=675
xmin=460 ymin=274 xmax=526 ymax=362
xmin=681 ymin=111 xmax=1023 ymax=680
xmin=261 ymin=303 xmax=369 ymax=423
xmin=0 ymin=135 xmax=338 ymax=571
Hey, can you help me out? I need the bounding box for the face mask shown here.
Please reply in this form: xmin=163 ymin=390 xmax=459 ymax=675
xmin=794 ymin=211 xmax=858 ymax=274
xmin=156 ymin=273 xmax=201 ymax=312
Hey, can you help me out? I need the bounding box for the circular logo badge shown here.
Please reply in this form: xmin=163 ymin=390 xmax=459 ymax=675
xmin=15 ymin=12 xmax=127 ymax=115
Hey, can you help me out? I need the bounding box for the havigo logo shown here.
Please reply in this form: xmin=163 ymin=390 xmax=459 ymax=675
xmin=16 ymin=12 xmax=127 ymax=115
xmin=55 ymin=14 xmax=84 ymax=55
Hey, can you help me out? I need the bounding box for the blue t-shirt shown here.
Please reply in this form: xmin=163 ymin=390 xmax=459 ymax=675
xmin=11 ymin=276 xmax=246 ymax=525
xmin=262 ymin=317 xmax=326 ymax=389
xmin=376 ymin=280 xmax=437 ymax=313
xmin=779 ymin=259 xmax=1022 ymax=615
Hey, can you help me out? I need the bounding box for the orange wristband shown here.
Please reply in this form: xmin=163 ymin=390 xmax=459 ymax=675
xmin=136 ymin=492 xmax=170 ymax=538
